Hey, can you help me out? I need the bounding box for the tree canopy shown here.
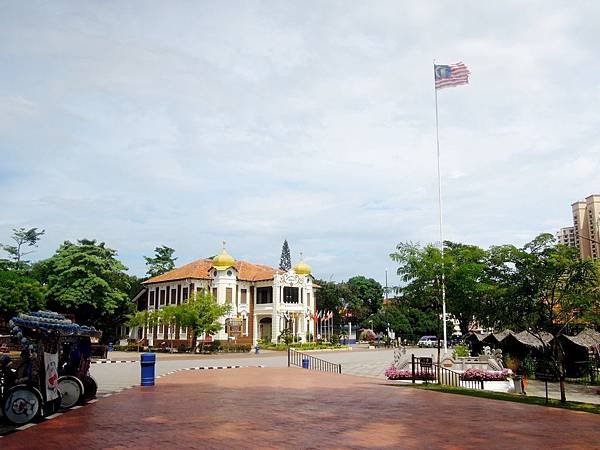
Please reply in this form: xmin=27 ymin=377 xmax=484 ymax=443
xmin=279 ymin=240 xmax=291 ymax=271
xmin=42 ymin=239 xmax=134 ymax=337
xmin=0 ymin=227 xmax=45 ymax=270
xmin=144 ymin=245 xmax=177 ymax=278
xmin=179 ymin=291 xmax=232 ymax=350
xmin=0 ymin=270 xmax=45 ymax=321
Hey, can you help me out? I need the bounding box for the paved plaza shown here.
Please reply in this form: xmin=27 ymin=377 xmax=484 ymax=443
xmin=2 ymin=367 xmax=600 ymax=449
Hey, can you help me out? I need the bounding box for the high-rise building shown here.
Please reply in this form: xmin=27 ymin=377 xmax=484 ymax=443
xmin=555 ymin=226 xmax=577 ymax=248
xmin=570 ymin=195 xmax=600 ymax=261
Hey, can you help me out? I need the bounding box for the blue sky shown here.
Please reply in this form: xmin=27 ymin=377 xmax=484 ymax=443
xmin=1 ymin=1 xmax=599 ymax=286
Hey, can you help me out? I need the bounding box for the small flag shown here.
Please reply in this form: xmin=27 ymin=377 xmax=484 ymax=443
xmin=434 ymin=62 xmax=470 ymax=89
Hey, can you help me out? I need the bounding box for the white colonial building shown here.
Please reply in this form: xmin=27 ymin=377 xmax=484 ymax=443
xmin=135 ymin=245 xmax=317 ymax=346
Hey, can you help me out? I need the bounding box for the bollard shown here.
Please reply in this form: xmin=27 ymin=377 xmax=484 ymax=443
xmin=108 ymin=342 xmax=113 ymax=352
xmin=254 ymin=345 xmax=260 ymax=354
xmin=302 ymin=357 xmax=310 ymax=369
xmin=140 ymin=353 xmax=156 ymax=386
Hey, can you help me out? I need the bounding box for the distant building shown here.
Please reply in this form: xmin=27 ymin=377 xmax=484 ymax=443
xmin=130 ymin=244 xmax=317 ymax=347
xmin=555 ymin=226 xmax=577 ymax=248
xmin=571 ymin=195 xmax=600 ymax=261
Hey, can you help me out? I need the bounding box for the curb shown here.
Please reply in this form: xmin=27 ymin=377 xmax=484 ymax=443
xmin=91 ymin=360 xmax=138 ymax=364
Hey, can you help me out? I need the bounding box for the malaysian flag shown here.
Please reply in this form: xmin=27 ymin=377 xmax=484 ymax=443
xmin=434 ymin=62 xmax=470 ymax=89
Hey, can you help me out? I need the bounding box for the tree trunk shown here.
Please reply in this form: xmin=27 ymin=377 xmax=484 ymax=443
xmin=559 ymin=375 xmax=566 ymax=403
xmin=191 ymin=331 xmax=198 ymax=354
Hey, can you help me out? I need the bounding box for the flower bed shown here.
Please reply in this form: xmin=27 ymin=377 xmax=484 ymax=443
xmin=385 ymin=367 xmax=436 ymax=380
xmin=460 ymin=368 xmax=512 ymax=381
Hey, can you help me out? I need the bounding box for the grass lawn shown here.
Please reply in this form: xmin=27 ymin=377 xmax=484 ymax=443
xmin=392 ymin=383 xmax=600 ymax=415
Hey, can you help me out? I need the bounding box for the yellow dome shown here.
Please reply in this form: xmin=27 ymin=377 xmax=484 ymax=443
xmin=293 ymin=253 xmax=311 ymax=276
xmin=212 ymin=242 xmax=235 ymax=271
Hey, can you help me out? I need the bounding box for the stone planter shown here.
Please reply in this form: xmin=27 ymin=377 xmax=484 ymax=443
xmin=459 ymin=380 xmax=514 ymax=393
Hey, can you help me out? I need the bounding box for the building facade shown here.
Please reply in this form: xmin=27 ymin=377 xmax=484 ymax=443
xmin=135 ymin=246 xmax=317 ymax=347
xmin=555 ymin=226 xmax=577 ymax=248
xmin=571 ymin=195 xmax=600 ymax=261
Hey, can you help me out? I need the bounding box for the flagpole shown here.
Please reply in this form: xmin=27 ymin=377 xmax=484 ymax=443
xmin=434 ymin=61 xmax=448 ymax=353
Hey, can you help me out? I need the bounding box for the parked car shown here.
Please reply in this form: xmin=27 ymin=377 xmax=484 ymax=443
xmin=417 ymin=336 xmax=439 ymax=348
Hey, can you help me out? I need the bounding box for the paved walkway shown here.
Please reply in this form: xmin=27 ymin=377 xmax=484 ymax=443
xmin=2 ymin=368 xmax=599 ymax=449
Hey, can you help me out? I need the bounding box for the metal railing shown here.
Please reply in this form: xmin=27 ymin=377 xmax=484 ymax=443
xmin=288 ymin=348 xmax=342 ymax=374
xmin=438 ymin=365 xmax=484 ymax=390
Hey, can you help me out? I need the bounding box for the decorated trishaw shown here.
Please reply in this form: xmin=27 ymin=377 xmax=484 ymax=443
xmin=0 ymin=311 xmax=101 ymax=425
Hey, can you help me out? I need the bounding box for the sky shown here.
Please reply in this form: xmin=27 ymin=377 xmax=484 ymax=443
xmin=1 ymin=1 xmax=599 ymax=287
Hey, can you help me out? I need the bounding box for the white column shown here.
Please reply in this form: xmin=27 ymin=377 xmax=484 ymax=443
xmin=252 ymin=314 xmax=258 ymax=345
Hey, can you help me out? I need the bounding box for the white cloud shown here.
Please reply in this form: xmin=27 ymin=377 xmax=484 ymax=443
xmin=1 ymin=1 xmax=599 ymax=285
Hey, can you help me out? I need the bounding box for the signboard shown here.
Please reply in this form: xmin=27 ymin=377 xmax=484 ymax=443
xmin=228 ymin=319 xmax=242 ymax=334
xmin=420 ymin=357 xmax=433 ymax=368
xmin=535 ymin=371 xmax=555 ymax=382
xmin=44 ymin=352 xmax=60 ymax=401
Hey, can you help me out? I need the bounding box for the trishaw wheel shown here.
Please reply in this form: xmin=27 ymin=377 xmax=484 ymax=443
xmin=2 ymin=385 xmax=42 ymax=425
xmin=81 ymin=375 xmax=98 ymax=400
xmin=58 ymin=376 xmax=83 ymax=409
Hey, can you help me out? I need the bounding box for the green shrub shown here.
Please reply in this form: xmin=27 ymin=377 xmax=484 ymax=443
xmin=453 ymin=344 xmax=470 ymax=358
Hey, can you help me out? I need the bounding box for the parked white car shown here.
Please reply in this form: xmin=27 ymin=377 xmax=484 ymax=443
xmin=417 ymin=336 xmax=439 ymax=348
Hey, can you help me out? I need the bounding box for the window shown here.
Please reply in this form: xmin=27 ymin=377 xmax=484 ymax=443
xmin=171 ymin=289 xmax=177 ymax=304
xmin=227 ymin=270 xmax=233 ymax=276
xmin=182 ymin=287 xmax=189 ymax=302
xmin=256 ymin=287 xmax=272 ymax=304
xmin=149 ymin=291 xmax=155 ymax=307
xmin=226 ymin=288 xmax=233 ymax=304
xmin=212 ymin=287 xmax=218 ymax=300
xmin=159 ymin=290 xmax=166 ymax=306
xmin=240 ymin=289 xmax=247 ymax=304
xmin=283 ymin=287 xmax=299 ymax=303
xmin=307 ymin=292 xmax=311 ymax=307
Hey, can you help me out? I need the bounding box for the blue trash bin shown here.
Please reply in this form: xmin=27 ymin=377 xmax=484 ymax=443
xmin=254 ymin=345 xmax=260 ymax=354
xmin=302 ymin=357 xmax=310 ymax=369
xmin=140 ymin=353 xmax=156 ymax=386
xmin=107 ymin=342 xmax=113 ymax=352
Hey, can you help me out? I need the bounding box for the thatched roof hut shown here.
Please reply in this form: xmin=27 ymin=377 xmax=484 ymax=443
xmin=502 ymin=330 xmax=553 ymax=358
xmin=483 ymin=329 xmax=513 ymax=348
xmin=464 ymin=332 xmax=490 ymax=355
xmin=550 ymin=329 xmax=600 ymax=377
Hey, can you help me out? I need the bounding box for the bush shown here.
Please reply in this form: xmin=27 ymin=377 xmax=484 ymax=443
xmin=177 ymin=344 xmax=189 ymax=353
xmin=360 ymin=330 xmax=376 ymax=342
xmin=385 ymin=366 xmax=436 ymax=380
xmin=452 ymin=344 xmax=470 ymax=358
xmin=460 ymin=368 xmax=513 ymax=381
xmin=112 ymin=344 xmax=142 ymax=352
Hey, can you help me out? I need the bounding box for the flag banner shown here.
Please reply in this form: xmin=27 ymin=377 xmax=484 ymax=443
xmin=434 ymin=62 xmax=470 ymax=89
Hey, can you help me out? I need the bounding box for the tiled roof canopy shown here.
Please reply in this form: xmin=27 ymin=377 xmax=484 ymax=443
xmin=143 ymin=259 xmax=280 ymax=284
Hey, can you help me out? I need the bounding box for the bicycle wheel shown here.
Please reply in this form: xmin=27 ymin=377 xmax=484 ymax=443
xmin=2 ymin=385 xmax=42 ymax=425
xmin=81 ymin=375 xmax=98 ymax=400
xmin=58 ymin=375 xmax=84 ymax=409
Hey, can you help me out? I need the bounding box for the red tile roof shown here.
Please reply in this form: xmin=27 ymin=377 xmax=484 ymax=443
xmin=143 ymin=259 xmax=280 ymax=284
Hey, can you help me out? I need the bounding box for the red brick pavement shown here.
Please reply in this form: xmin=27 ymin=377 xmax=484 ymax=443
xmin=2 ymin=368 xmax=599 ymax=449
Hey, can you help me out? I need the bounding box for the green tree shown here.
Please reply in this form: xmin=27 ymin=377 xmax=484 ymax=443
xmin=1 ymin=227 xmax=45 ymax=270
xmin=42 ymin=239 xmax=134 ymax=339
xmin=444 ymin=242 xmax=493 ymax=334
xmin=279 ymin=240 xmax=291 ymax=271
xmin=390 ymin=241 xmax=492 ymax=336
xmin=314 ymin=279 xmax=349 ymax=327
xmin=368 ymin=301 xmax=412 ymax=336
xmin=0 ymin=270 xmax=45 ymax=321
xmin=487 ymin=233 xmax=600 ymax=402
xmin=179 ymin=292 xmax=231 ymax=352
xmin=158 ymin=305 xmax=179 ymax=351
xmin=346 ymin=276 xmax=384 ymax=323
xmin=144 ymin=245 xmax=177 ymax=278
